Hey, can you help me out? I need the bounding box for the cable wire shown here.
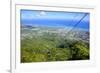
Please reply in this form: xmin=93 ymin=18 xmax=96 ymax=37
xmin=66 ymin=13 xmax=88 ymax=34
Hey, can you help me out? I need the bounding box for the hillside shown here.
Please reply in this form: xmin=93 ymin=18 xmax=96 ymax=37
xmin=21 ymin=25 xmax=90 ymax=63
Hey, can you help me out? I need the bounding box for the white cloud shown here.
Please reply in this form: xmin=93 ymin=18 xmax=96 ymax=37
xmin=40 ymin=11 xmax=47 ymax=16
xmin=36 ymin=11 xmax=47 ymax=17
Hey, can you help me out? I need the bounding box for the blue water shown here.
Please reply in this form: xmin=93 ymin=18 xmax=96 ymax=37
xmin=21 ymin=10 xmax=90 ymax=31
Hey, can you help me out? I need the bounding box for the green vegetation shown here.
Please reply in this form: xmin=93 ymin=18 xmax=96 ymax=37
xmin=21 ymin=32 xmax=89 ymax=63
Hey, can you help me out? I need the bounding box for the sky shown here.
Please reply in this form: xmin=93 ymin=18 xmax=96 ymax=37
xmin=21 ymin=9 xmax=90 ymax=31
